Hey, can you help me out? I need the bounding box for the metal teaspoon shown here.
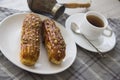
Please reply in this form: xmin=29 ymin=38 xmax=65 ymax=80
xmin=71 ymin=22 xmax=105 ymax=57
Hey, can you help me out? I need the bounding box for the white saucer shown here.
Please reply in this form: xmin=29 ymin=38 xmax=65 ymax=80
xmin=65 ymin=13 xmax=116 ymax=53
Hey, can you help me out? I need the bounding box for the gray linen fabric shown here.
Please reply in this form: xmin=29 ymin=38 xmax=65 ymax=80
xmin=0 ymin=7 xmax=120 ymax=80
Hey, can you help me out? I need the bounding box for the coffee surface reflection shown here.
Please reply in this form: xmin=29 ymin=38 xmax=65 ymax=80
xmin=87 ymin=15 xmax=104 ymax=27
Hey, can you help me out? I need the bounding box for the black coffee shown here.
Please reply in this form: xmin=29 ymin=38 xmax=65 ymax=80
xmin=87 ymin=15 xmax=104 ymax=27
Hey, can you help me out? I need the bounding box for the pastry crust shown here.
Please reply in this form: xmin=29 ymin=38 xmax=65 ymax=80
xmin=20 ymin=13 xmax=42 ymax=66
xmin=42 ymin=19 xmax=66 ymax=64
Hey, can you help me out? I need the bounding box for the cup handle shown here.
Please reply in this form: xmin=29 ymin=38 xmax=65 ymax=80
xmin=102 ymin=26 xmax=113 ymax=37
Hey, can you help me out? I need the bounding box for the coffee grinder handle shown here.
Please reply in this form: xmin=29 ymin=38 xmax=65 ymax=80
xmin=63 ymin=3 xmax=91 ymax=8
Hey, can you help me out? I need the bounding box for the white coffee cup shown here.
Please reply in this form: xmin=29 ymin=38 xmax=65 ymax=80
xmin=79 ymin=11 xmax=112 ymax=40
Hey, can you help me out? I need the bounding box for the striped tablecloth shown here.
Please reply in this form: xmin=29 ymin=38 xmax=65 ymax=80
xmin=0 ymin=7 xmax=120 ymax=80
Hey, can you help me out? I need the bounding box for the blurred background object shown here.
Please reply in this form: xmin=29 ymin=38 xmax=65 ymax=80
xmin=0 ymin=0 xmax=120 ymax=18
xmin=27 ymin=0 xmax=65 ymax=19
